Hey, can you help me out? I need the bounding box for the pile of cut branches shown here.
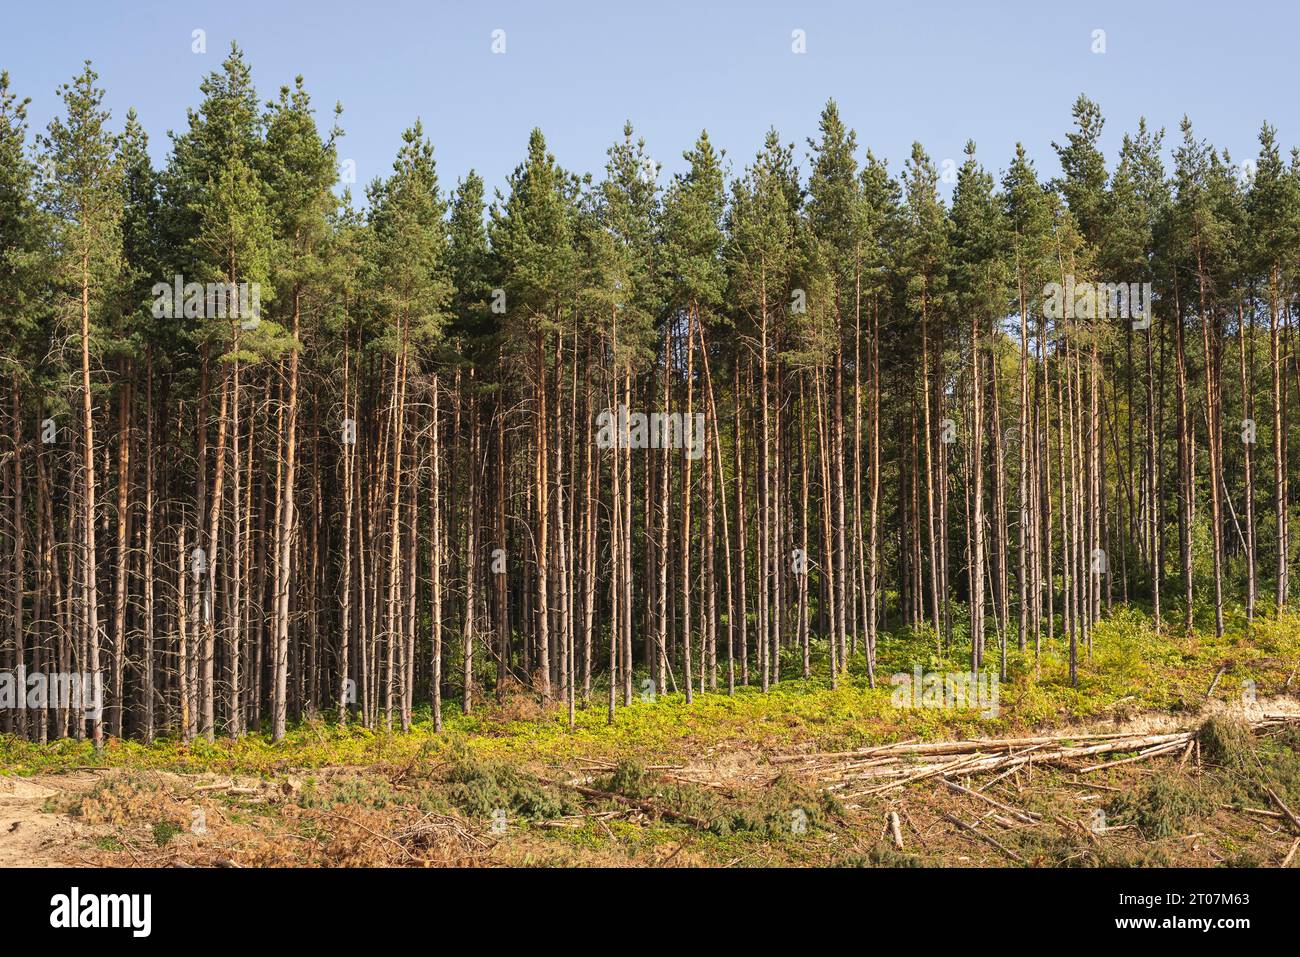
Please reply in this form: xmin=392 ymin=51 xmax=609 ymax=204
xmin=773 ymin=713 xmax=1300 ymax=802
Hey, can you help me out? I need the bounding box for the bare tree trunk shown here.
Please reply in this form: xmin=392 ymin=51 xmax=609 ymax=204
xmin=430 ymin=374 xmax=444 ymax=731
xmin=681 ymin=307 xmax=695 ymax=704
xmin=271 ymin=297 xmax=301 ymax=741
xmin=79 ymin=257 xmax=103 ymax=750
xmin=535 ymin=329 xmax=551 ymax=698
xmin=1239 ymin=298 xmax=1257 ymax=621
xmin=970 ymin=308 xmax=986 ymax=671
xmin=1270 ymin=268 xmax=1288 ymax=612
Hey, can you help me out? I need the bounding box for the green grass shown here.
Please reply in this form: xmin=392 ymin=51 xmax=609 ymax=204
xmin=151 ymin=820 xmax=183 ymax=846
xmin=1 ymin=606 xmax=1294 ymax=778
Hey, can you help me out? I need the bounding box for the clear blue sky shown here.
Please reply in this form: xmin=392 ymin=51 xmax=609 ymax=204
xmin=3 ymin=0 xmax=1295 ymax=201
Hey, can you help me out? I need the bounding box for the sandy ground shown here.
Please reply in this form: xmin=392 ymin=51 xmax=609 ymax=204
xmin=0 ymin=772 xmax=105 ymax=867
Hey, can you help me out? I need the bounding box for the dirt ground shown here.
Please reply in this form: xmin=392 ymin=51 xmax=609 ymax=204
xmin=0 ymin=773 xmax=108 ymax=867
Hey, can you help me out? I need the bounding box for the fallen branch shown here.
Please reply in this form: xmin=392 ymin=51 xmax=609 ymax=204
xmin=1266 ymin=787 xmax=1300 ymax=835
xmin=887 ymin=811 xmax=904 ymax=849
xmin=941 ymin=777 xmax=1040 ymax=823
xmin=1222 ymin=805 xmax=1283 ymax=820
xmin=1205 ymin=666 xmax=1227 ymax=701
xmin=941 ymin=812 xmax=1025 ymax=863
xmin=315 ymin=809 xmax=418 ymax=862
xmin=1283 ymin=837 xmax=1300 ymax=868
xmin=565 ymin=783 xmax=712 ymax=830
xmin=1078 ymin=740 xmax=1187 ymax=773
xmin=795 ymin=715 xmax=1300 ymax=794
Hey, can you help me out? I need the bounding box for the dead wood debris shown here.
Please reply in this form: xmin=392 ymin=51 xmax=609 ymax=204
xmin=765 ymin=714 xmax=1299 ymax=805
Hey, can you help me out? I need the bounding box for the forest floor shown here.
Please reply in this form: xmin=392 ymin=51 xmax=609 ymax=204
xmin=2 ymin=608 xmax=1299 ymax=867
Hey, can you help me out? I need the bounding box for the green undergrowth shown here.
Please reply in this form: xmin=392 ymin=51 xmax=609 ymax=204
xmin=294 ymin=746 xmax=583 ymax=823
xmin=2 ymin=607 xmax=1295 ymax=778
xmin=595 ymin=759 xmax=841 ymax=838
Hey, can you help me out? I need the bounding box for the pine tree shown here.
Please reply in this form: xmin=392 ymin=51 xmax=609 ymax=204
xmin=950 ymin=140 xmax=1010 ymax=670
xmin=725 ymin=131 xmax=798 ymax=690
xmin=899 ymin=142 xmax=951 ymax=646
xmin=660 ymin=130 xmax=726 ymax=702
xmin=0 ymin=71 xmax=48 ymax=742
xmin=366 ymin=120 xmax=448 ymax=730
xmin=1246 ymin=123 xmax=1300 ymax=615
xmin=40 ymin=61 xmax=124 ymax=749
xmin=805 ymin=100 xmax=863 ymax=676
xmin=1003 ymin=143 xmax=1057 ymax=653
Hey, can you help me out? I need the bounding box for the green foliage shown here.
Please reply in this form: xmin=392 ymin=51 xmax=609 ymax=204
xmin=113 ymin=107 xmax=162 ymax=359
xmin=365 ymin=120 xmax=449 ymax=353
xmin=1052 ymin=94 xmax=1109 ymax=245
xmin=950 ymin=140 xmax=1011 ymax=323
xmin=442 ymin=749 xmax=577 ymax=820
xmin=298 ymin=775 xmax=399 ymax=811
xmin=1102 ymin=119 xmax=1168 ymax=280
xmin=1246 ymin=122 xmax=1300 ymax=280
xmin=0 ymin=70 xmax=50 ymax=380
xmin=4 ymin=604 xmax=1296 ymax=780
xmin=660 ymin=130 xmax=727 ymax=315
xmin=39 ymin=60 xmax=124 ymax=329
xmin=161 ymin=43 xmax=262 ymax=281
xmin=489 ymin=128 xmax=579 ymax=345
xmin=1197 ymin=715 xmax=1254 ymax=770
xmin=590 ymin=121 xmax=660 ymax=367
xmin=595 ymin=760 xmax=837 ymax=838
xmin=841 ymin=843 xmax=925 ymax=868
xmin=1108 ymin=771 xmax=1214 ymax=839
xmin=152 ymin=820 xmax=182 ymax=846
xmin=725 ymin=130 xmax=799 ymax=342
xmin=446 ymin=170 xmax=494 ymax=356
